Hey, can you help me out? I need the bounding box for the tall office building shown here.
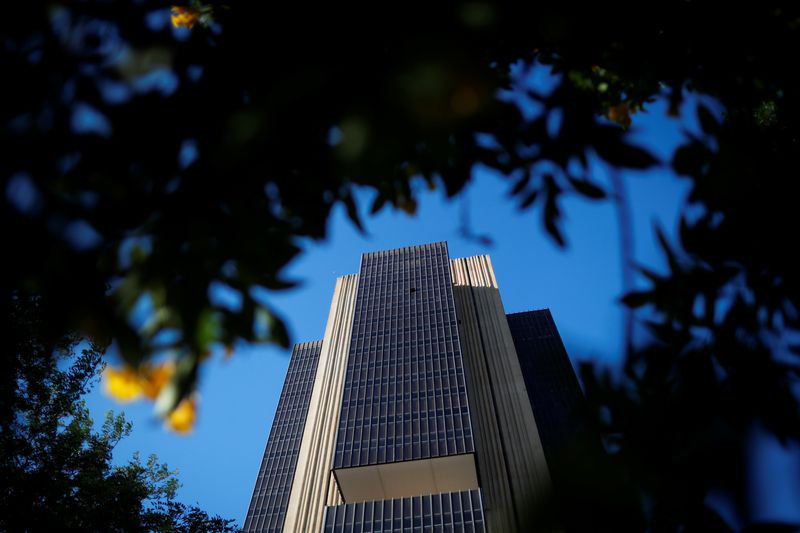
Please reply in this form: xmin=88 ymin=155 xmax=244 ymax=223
xmin=243 ymin=242 xmax=587 ymax=533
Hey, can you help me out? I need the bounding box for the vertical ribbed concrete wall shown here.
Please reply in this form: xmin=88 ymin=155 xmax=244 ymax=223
xmin=282 ymin=274 xmax=357 ymax=533
xmin=451 ymin=256 xmax=556 ymax=532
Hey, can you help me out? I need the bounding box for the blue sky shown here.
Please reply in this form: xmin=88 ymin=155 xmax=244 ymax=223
xmin=84 ymin=94 xmax=699 ymax=523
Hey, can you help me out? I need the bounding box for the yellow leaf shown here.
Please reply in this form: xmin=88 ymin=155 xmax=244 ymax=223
xmin=166 ymin=396 xmax=197 ymax=434
xmin=171 ymin=6 xmax=199 ymax=29
xmin=104 ymin=365 xmax=143 ymax=402
xmin=140 ymin=361 xmax=176 ymax=400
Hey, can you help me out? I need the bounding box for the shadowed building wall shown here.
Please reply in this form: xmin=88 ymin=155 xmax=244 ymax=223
xmin=507 ymin=309 xmax=610 ymax=532
xmin=244 ymin=243 xmax=592 ymax=532
xmin=506 ymin=310 xmax=587 ymax=470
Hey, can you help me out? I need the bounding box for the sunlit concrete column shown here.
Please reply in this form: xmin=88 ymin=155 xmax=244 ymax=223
xmin=282 ymin=274 xmax=357 ymax=533
xmin=452 ymin=255 xmax=557 ymax=532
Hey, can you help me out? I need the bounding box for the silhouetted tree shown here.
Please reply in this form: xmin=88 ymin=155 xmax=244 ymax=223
xmin=0 ymin=295 xmax=238 ymax=532
xmin=3 ymin=2 xmax=799 ymax=530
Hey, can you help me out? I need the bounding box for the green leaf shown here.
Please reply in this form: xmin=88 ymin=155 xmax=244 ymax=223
xmin=269 ymin=315 xmax=290 ymax=348
xmin=195 ymin=308 xmax=221 ymax=352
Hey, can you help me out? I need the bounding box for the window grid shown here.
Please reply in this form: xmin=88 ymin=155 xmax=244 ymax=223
xmin=506 ymin=310 xmax=586 ymax=466
xmin=243 ymin=341 xmax=322 ymax=533
xmin=333 ymin=243 xmax=475 ymax=469
xmin=323 ymin=489 xmax=486 ymax=532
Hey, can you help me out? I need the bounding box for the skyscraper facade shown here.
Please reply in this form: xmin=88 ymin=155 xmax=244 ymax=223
xmin=243 ymin=242 xmax=585 ymax=533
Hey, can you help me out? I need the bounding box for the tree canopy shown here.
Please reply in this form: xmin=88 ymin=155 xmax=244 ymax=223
xmin=4 ymin=2 xmax=800 ymax=530
xmin=0 ymin=295 xmax=238 ymax=532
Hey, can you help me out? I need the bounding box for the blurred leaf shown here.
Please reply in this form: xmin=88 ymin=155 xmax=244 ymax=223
xmin=543 ymin=175 xmax=565 ymax=247
xmin=621 ymin=291 xmax=652 ymax=309
xmin=697 ymin=104 xmax=721 ymax=135
xmin=595 ymin=138 xmax=659 ymax=169
xmin=655 ymin=225 xmax=680 ymax=274
xmin=171 ymin=6 xmax=200 ymax=29
xmin=265 ymin=310 xmax=290 ymax=348
xmin=568 ymin=177 xmax=607 ymax=199
xmin=140 ymin=361 xmax=176 ymax=401
xmin=166 ymin=396 xmax=197 ymax=434
xmin=342 ymin=190 xmax=366 ymax=233
xmin=195 ymin=308 xmax=222 ymax=352
xmin=673 ymin=142 xmax=710 ymax=177
xmin=510 ymin=172 xmax=530 ymax=196
xmin=260 ymin=278 xmax=300 ymax=291
xmin=607 ymin=103 xmax=632 ymax=127
xmin=370 ymin=193 xmax=388 ymax=215
xmin=520 ymin=189 xmax=539 ymax=209
xmin=104 ymin=365 xmax=143 ymax=402
xmin=398 ymin=197 xmax=418 ymax=215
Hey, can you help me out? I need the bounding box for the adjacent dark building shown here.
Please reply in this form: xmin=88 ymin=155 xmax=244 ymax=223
xmin=507 ymin=310 xmax=587 ymax=466
xmin=244 ymin=243 xmax=589 ymax=532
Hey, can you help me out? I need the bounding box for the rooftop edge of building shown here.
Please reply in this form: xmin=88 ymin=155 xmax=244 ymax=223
xmin=292 ymin=339 xmax=324 ymax=349
xmin=359 ymin=241 xmax=449 ymax=259
xmin=335 ymin=253 xmax=493 ymax=283
xmin=506 ymin=308 xmax=553 ymax=317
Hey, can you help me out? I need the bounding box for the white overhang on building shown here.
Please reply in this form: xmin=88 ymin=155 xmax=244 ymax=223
xmin=332 ymin=453 xmax=480 ymax=503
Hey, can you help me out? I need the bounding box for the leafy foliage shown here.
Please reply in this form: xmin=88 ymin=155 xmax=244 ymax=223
xmin=3 ymin=2 xmax=800 ymax=529
xmin=0 ymin=2 xmax=663 ymax=414
xmin=0 ymin=295 xmax=238 ymax=532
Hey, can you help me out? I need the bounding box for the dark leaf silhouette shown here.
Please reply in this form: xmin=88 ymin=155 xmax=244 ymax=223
xmin=3 ymin=2 xmax=800 ymax=529
xmin=568 ymin=177 xmax=607 ymax=199
xmin=620 ymin=291 xmax=651 ymax=309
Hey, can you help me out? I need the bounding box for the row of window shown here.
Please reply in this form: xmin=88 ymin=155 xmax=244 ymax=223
xmin=322 ymin=489 xmax=485 ymax=533
xmin=341 ymin=369 xmax=466 ymax=384
xmin=243 ymin=342 xmax=321 ymax=533
xmin=342 ymin=394 xmax=469 ymax=412
xmin=335 ymin=408 xmax=473 ymax=434
xmin=335 ymin=245 xmax=474 ymax=469
xmin=337 ymin=417 xmax=472 ymax=436
xmin=335 ymin=430 xmax=475 ymax=452
xmin=350 ymin=328 xmax=460 ymax=339
xmin=338 ymin=384 xmax=471 ymax=410
xmin=339 ymin=397 xmax=471 ymax=417
xmin=334 ymin=438 xmax=476 ymax=467
xmin=353 ymin=298 xmax=452 ymax=309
